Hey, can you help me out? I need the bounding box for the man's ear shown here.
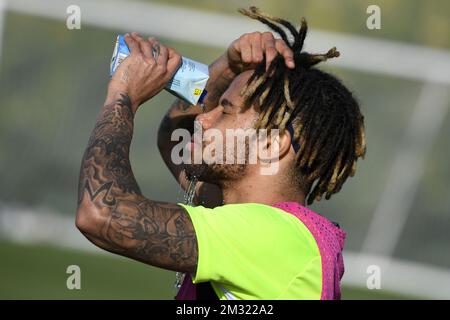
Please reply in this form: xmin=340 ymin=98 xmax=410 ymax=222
xmin=277 ymin=129 xmax=292 ymax=160
xmin=258 ymin=129 xmax=291 ymax=163
xmin=267 ymin=129 xmax=291 ymax=160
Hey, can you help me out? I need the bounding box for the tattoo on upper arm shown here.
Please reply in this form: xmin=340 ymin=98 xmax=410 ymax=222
xmin=105 ymin=199 xmax=197 ymax=273
xmin=78 ymin=93 xmax=198 ymax=273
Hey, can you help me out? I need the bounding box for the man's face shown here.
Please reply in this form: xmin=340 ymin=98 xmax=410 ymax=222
xmin=184 ymin=70 xmax=260 ymax=185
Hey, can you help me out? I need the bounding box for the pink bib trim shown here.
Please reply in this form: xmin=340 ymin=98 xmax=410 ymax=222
xmin=273 ymin=202 xmax=346 ymax=300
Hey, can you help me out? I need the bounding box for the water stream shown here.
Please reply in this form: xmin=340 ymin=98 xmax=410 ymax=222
xmin=174 ymin=171 xmax=198 ymax=294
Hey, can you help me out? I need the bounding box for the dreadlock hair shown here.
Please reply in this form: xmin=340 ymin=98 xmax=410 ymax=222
xmin=239 ymin=7 xmax=366 ymax=205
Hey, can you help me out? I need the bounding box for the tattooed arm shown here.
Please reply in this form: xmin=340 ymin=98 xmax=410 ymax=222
xmin=76 ymin=33 xmax=197 ymax=273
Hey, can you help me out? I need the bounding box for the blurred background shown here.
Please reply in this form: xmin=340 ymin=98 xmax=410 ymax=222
xmin=0 ymin=0 xmax=449 ymax=299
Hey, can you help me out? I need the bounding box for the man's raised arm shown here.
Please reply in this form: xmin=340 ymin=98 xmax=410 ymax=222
xmin=75 ymin=33 xmax=197 ymax=274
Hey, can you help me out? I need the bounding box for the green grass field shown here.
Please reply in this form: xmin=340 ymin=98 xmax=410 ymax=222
xmin=0 ymin=240 xmax=414 ymax=299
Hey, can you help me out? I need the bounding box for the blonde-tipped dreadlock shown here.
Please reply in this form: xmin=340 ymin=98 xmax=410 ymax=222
xmin=239 ymin=7 xmax=366 ymax=205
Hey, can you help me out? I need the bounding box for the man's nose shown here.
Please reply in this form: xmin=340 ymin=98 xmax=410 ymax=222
xmin=195 ymin=106 xmax=223 ymax=130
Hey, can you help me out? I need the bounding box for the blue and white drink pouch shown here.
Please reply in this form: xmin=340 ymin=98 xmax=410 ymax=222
xmin=110 ymin=35 xmax=208 ymax=105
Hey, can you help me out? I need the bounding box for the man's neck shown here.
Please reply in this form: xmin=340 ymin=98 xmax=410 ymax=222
xmin=221 ymin=174 xmax=305 ymax=206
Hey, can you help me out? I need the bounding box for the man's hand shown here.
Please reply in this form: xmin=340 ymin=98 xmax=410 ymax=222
xmin=227 ymin=31 xmax=295 ymax=74
xmin=108 ymin=32 xmax=182 ymax=113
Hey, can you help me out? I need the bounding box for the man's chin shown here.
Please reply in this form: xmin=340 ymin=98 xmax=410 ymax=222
xmin=184 ymin=163 xmax=224 ymax=185
xmin=184 ymin=163 xmax=209 ymax=181
xmin=183 ymin=162 xmax=247 ymax=185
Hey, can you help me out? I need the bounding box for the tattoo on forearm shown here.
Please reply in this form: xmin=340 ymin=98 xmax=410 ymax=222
xmin=78 ymin=93 xmax=197 ymax=273
xmin=78 ymin=93 xmax=139 ymax=205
